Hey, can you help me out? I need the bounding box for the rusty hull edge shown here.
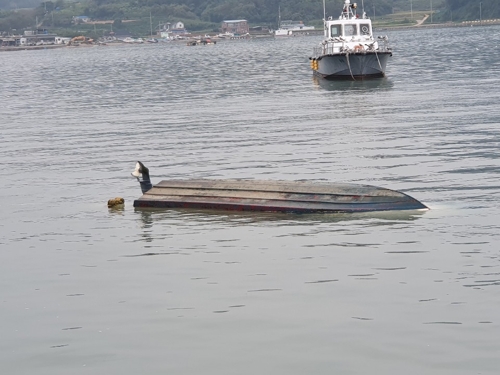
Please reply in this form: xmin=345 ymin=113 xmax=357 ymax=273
xmin=132 ymin=197 xmax=428 ymax=213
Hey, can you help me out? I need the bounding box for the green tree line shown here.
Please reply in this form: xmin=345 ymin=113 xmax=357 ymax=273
xmin=1 ymin=0 xmax=499 ymax=34
xmin=0 ymin=0 xmax=41 ymax=9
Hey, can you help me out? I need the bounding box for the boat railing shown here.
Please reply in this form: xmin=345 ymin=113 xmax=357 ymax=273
xmin=313 ymin=36 xmax=391 ymax=57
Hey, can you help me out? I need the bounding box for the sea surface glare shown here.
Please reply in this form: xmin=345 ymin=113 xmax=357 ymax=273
xmin=1 ymin=25 xmax=500 ymax=374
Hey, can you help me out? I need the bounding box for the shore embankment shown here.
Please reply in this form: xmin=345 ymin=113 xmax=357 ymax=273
xmin=2 ymin=18 xmax=499 ymax=52
xmin=0 ymin=44 xmax=67 ymax=52
xmin=377 ymin=18 xmax=500 ymax=31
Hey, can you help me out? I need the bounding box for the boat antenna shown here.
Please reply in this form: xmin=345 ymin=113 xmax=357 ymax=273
xmin=361 ymin=0 xmax=365 ymax=17
xmin=323 ymin=0 xmax=326 ymax=37
xmin=149 ymin=11 xmax=153 ymax=38
xmin=278 ymin=5 xmax=281 ymax=29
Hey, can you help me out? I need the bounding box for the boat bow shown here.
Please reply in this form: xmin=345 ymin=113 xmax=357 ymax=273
xmin=310 ymin=0 xmax=392 ymax=80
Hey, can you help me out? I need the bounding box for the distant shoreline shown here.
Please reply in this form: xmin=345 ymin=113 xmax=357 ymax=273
xmin=0 ymin=44 xmax=67 ymax=52
xmin=376 ymin=18 xmax=500 ymax=31
xmin=2 ymin=20 xmax=499 ymax=53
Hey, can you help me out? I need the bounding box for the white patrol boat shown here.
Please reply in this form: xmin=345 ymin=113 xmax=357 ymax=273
xmin=310 ymin=0 xmax=392 ymax=80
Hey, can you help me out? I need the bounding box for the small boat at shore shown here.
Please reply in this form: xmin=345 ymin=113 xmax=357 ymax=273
xmin=310 ymin=0 xmax=392 ymax=80
xmin=275 ymin=6 xmax=315 ymax=37
xmin=133 ymin=178 xmax=427 ymax=213
xmin=275 ymin=21 xmax=315 ymax=37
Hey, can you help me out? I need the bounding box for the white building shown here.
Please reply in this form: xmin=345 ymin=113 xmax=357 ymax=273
xmin=55 ymin=37 xmax=71 ymax=44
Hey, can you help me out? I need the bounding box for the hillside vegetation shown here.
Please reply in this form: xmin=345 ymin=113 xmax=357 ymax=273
xmin=1 ymin=0 xmax=499 ymax=37
xmin=0 ymin=0 xmax=40 ymax=9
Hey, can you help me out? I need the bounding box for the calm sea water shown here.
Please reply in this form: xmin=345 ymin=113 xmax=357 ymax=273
xmin=1 ymin=25 xmax=500 ymax=374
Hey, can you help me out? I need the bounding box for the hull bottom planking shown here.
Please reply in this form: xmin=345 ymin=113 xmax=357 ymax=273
xmin=133 ymin=179 xmax=428 ymax=213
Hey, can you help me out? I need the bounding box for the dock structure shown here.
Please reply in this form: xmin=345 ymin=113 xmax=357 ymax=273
xmin=133 ymin=179 xmax=428 ymax=213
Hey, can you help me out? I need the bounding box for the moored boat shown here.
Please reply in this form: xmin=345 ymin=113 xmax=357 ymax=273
xmin=275 ymin=20 xmax=315 ymax=37
xmin=186 ymin=37 xmax=217 ymax=46
xmin=310 ymin=0 xmax=392 ymax=80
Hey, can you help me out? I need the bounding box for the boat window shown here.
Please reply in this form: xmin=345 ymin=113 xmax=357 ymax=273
xmin=343 ymin=24 xmax=357 ymax=37
xmin=330 ymin=25 xmax=341 ymax=37
xmin=360 ymin=23 xmax=370 ymax=35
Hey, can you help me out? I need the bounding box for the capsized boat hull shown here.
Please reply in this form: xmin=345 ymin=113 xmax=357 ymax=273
xmin=314 ymin=52 xmax=391 ymax=80
xmin=133 ymin=179 xmax=427 ymax=213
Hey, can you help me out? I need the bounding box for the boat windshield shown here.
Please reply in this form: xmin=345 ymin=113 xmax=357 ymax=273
xmin=344 ymin=24 xmax=357 ymax=37
xmin=360 ymin=23 xmax=371 ymax=35
xmin=330 ymin=25 xmax=341 ymax=37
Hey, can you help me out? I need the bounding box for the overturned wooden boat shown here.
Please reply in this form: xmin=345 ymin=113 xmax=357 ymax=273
xmin=133 ymin=179 xmax=427 ymax=213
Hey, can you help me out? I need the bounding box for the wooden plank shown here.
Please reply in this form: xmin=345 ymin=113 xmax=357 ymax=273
xmin=142 ymin=186 xmax=402 ymax=204
xmin=134 ymin=194 xmax=424 ymax=213
xmin=134 ymin=179 xmax=428 ymax=213
xmin=154 ymin=179 xmax=400 ymax=197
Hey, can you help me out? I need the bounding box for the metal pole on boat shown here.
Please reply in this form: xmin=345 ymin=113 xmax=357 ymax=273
xmin=279 ymin=5 xmax=281 ymax=29
xmin=480 ymin=2 xmax=482 ymax=25
xmin=150 ymin=11 xmax=155 ymax=38
xmin=323 ymin=0 xmax=326 ymax=37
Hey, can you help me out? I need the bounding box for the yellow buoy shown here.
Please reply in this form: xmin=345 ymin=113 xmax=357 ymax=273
xmin=108 ymin=197 xmax=125 ymax=207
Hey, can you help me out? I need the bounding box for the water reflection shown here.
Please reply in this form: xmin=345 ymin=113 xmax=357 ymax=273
xmin=137 ymin=210 xmax=155 ymax=243
xmin=134 ymin=206 xmax=426 ymax=227
xmin=312 ymin=75 xmax=394 ymax=92
xmin=107 ymin=205 xmax=125 ymax=215
xmin=138 ymin=210 xmax=155 ymax=229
